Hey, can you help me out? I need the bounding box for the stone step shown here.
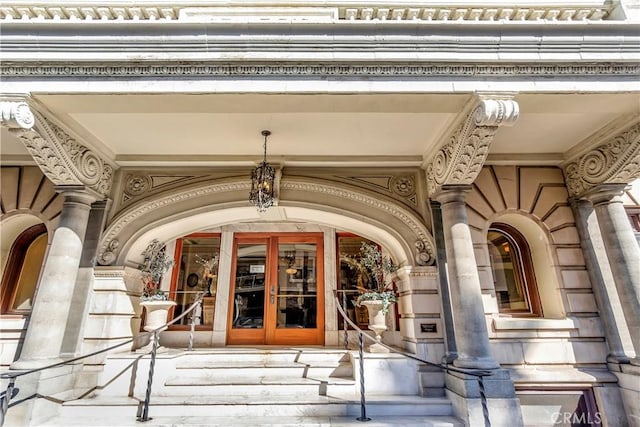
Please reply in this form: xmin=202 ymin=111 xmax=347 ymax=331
xmin=171 ymin=348 xmax=351 ymax=366
xmin=159 ymin=376 xmax=354 ymax=396
xmin=168 ymin=363 xmax=352 ymax=381
xmin=58 ymin=394 xmax=454 ymax=418
xmin=42 ymin=415 xmax=464 ymax=426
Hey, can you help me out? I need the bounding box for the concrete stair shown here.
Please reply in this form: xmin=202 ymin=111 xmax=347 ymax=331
xmin=40 ymin=347 xmax=462 ymax=426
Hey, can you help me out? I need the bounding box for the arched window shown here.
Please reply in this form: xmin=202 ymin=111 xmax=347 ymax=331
xmin=1 ymin=224 xmax=48 ymax=314
xmin=487 ymin=223 xmax=542 ymax=317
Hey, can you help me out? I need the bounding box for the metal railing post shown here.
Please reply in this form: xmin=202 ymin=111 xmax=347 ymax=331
xmin=138 ymin=330 xmax=160 ymax=422
xmin=478 ymin=375 xmax=491 ymax=427
xmin=356 ymin=332 xmax=370 ymax=422
xmin=188 ymin=296 xmax=201 ymax=352
xmin=342 ymin=291 xmax=348 ymax=350
xmin=0 ymin=377 xmax=15 ymax=427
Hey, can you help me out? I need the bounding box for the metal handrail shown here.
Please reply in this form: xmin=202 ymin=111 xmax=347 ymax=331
xmin=334 ymin=291 xmax=492 ymax=426
xmin=0 ymin=294 xmax=203 ymax=425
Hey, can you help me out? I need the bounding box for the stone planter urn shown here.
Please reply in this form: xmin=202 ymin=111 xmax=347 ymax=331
xmin=140 ymin=300 xmax=177 ymax=332
xmin=360 ymin=300 xmax=390 ymax=353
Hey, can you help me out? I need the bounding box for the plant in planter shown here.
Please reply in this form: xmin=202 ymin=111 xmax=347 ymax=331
xmin=138 ymin=239 xmax=176 ymax=332
xmin=343 ymin=242 xmax=398 ymax=352
xmin=138 ymin=239 xmax=174 ymax=301
xmin=347 ymin=242 xmax=398 ymax=314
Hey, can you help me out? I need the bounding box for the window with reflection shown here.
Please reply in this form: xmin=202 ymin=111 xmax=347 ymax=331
xmin=1 ymin=224 xmax=48 ymax=314
xmin=170 ymin=234 xmax=221 ymax=328
xmin=337 ymin=234 xmax=375 ymax=328
xmin=232 ymin=242 xmax=267 ymax=329
xmin=487 ymin=223 xmax=541 ymax=316
xmin=276 ymin=243 xmax=317 ymax=328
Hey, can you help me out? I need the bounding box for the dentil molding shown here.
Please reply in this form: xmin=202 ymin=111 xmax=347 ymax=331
xmin=564 ymin=122 xmax=640 ymax=198
xmin=3 ymin=63 xmax=638 ymax=79
xmin=426 ymin=97 xmax=519 ymax=195
xmin=0 ymin=4 xmax=610 ymax=23
xmin=0 ymin=100 xmax=114 ymax=198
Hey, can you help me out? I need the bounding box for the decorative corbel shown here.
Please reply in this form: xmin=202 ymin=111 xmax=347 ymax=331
xmin=563 ymin=121 xmax=640 ymax=198
xmin=0 ymin=99 xmax=114 ymax=198
xmin=426 ymin=96 xmax=519 ymax=195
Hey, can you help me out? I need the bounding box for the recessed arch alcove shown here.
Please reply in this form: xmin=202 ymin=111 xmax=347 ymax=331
xmin=98 ymin=177 xmax=436 ymax=268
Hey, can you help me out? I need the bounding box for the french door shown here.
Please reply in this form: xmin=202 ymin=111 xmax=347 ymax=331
xmin=227 ymin=233 xmax=324 ymax=345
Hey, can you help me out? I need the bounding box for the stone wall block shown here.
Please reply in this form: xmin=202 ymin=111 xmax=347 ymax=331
xmin=489 ymin=341 xmax=526 ymax=365
xmin=555 ymin=247 xmax=586 ymax=266
xmin=560 ymin=269 xmax=592 ymax=289
xmin=566 ymin=292 xmax=599 ymax=313
xmin=523 ymin=340 xmax=575 ymax=364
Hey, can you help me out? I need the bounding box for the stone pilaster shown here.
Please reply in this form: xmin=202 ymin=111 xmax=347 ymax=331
xmin=12 ymin=186 xmax=99 ymax=368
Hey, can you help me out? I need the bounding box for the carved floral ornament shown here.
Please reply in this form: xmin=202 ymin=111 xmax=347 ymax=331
xmin=0 ymin=101 xmax=114 ymax=198
xmin=426 ymin=98 xmax=519 ymax=195
xmin=564 ymin=122 xmax=640 ymax=198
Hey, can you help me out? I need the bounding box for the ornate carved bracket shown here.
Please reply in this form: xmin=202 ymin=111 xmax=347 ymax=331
xmin=0 ymin=100 xmax=114 ymax=198
xmin=426 ymin=96 xmax=519 ymax=195
xmin=564 ymin=122 xmax=640 ymax=198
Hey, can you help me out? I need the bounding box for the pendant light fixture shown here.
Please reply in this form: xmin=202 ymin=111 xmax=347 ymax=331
xmin=249 ymin=130 xmax=276 ymax=212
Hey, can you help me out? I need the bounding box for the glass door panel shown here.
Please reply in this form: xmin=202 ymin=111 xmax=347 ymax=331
xmin=228 ymin=234 xmax=324 ymax=345
xmin=228 ymin=241 xmax=267 ymax=344
xmin=276 ymin=243 xmax=318 ymax=329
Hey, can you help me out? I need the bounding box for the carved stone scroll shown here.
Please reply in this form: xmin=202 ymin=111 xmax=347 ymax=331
xmin=426 ymin=97 xmax=519 ymax=195
xmin=564 ymin=122 xmax=640 ymax=198
xmin=0 ymin=101 xmax=114 ymax=198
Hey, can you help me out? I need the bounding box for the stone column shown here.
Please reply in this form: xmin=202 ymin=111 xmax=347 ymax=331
xmin=584 ymin=184 xmax=640 ymax=366
xmin=61 ymin=199 xmax=111 ymax=357
xmin=12 ymin=186 xmax=98 ymax=368
xmin=571 ymin=198 xmax=631 ymax=363
xmin=431 ymin=185 xmax=499 ymax=370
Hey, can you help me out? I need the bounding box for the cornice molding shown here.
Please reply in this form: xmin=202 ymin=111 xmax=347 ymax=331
xmin=2 ymin=63 xmax=638 ymax=80
xmin=0 ymin=4 xmax=612 ymax=23
xmin=426 ymin=96 xmax=519 ymax=195
xmin=563 ymin=122 xmax=640 ymax=198
xmin=0 ymin=99 xmax=114 ymax=198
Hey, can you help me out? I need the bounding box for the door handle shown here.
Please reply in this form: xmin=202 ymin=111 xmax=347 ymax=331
xmin=270 ymin=285 xmax=275 ymax=304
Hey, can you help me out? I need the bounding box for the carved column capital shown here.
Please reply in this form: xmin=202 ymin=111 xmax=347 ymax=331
xmin=1 ymin=102 xmax=114 ymax=199
xmin=426 ymin=96 xmax=519 ymax=196
xmin=564 ymin=122 xmax=640 ymax=198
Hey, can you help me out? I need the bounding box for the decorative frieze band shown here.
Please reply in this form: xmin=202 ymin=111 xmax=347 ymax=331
xmin=426 ymin=97 xmax=519 ymax=195
xmin=0 ymin=100 xmax=114 ymax=198
xmin=0 ymin=4 xmax=610 ymax=23
xmin=564 ymin=122 xmax=640 ymax=197
xmin=2 ymin=63 xmax=638 ymax=79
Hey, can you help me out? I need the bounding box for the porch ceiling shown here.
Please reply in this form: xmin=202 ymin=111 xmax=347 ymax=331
xmin=2 ymin=92 xmax=638 ymax=166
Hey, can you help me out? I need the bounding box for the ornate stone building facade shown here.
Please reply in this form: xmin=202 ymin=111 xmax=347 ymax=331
xmin=1 ymin=1 xmax=639 ymax=426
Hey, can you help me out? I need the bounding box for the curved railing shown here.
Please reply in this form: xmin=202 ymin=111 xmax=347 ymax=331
xmin=0 ymin=294 xmax=204 ymax=426
xmin=335 ymin=290 xmax=493 ymax=426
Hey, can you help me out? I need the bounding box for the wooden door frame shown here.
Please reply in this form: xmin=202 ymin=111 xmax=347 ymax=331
xmin=226 ymin=232 xmax=325 ymax=346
